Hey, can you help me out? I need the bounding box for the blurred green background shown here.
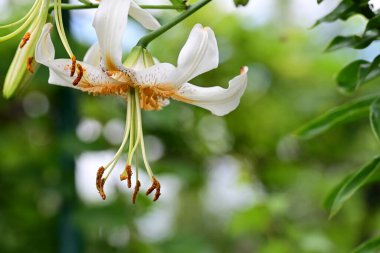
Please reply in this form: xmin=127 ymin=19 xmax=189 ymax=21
xmin=1 ymin=0 xmax=380 ymax=252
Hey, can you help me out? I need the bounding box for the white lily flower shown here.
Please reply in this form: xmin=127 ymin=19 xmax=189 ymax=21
xmin=369 ymin=0 xmax=380 ymax=14
xmin=36 ymin=0 xmax=248 ymax=203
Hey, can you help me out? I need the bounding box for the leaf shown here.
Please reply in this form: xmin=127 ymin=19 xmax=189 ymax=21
xmin=329 ymin=156 xmax=380 ymax=218
xmin=325 ymin=32 xmax=378 ymax=52
xmin=325 ymin=15 xmax=380 ymax=52
xmin=314 ymin=0 xmax=373 ymax=27
xmin=337 ymin=55 xmax=380 ymax=94
xmin=324 ymin=173 xmax=353 ymax=210
xmin=234 ymin=0 xmax=249 ymax=7
xmin=294 ymin=96 xmax=378 ymax=139
xmin=317 ymin=0 xmax=324 ymax=4
xmin=370 ymin=98 xmax=380 ymax=143
xmin=352 ymin=237 xmax=380 ymax=253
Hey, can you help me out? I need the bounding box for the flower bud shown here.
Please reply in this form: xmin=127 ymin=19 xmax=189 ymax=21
xmin=3 ymin=0 xmax=49 ymax=99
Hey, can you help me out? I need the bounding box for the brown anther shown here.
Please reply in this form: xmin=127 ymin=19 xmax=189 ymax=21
xmin=127 ymin=165 xmax=133 ymax=188
xmin=19 ymin=32 xmax=31 ymax=48
xmin=27 ymin=57 xmax=34 ymax=73
xmin=132 ymin=180 xmax=141 ymax=204
xmin=146 ymin=176 xmax=161 ymax=201
xmin=70 ymin=56 xmax=77 ymax=77
xmin=96 ymin=166 xmax=106 ymax=200
xmin=72 ymin=63 xmax=83 ymax=86
xmin=153 ymin=185 xmax=161 ymax=201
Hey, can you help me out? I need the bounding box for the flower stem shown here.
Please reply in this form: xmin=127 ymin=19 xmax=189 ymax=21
xmin=136 ymin=0 xmax=213 ymax=48
xmin=48 ymin=3 xmax=187 ymax=13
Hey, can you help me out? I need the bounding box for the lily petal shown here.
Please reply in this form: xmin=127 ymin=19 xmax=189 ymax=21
xmin=173 ymin=24 xmax=219 ymax=86
xmin=83 ymin=43 xmax=101 ymax=67
xmin=93 ymin=0 xmax=131 ymax=70
xmin=134 ymin=63 xmax=176 ymax=86
xmin=173 ymin=67 xmax=248 ymax=116
xmin=130 ymin=1 xmax=161 ymax=30
xmin=36 ymin=23 xmax=123 ymax=90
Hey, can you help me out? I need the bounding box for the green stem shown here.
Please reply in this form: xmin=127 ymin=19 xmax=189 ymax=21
xmin=48 ymin=4 xmax=187 ymax=13
xmin=137 ymin=0 xmax=213 ymax=48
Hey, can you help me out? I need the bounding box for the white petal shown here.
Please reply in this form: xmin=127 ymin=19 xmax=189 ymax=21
xmin=93 ymin=0 xmax=131 ymax=70
xmin=174 ymin=67 xmax=248 ymax=116
xmin=36 ymin=24 xmax=122 ymax=89
xmin=130 ymin=1 xmax=161 ymax=30
xmin=35 ymin=23 xmax=55 ymax=65
xmin=173 ymin=24 xmax=219 ymax=85
xmin=134 ymin=63 xmax=176 ymax=86
xmin=47 ymin=59 xmax=123 ymax=89
xmin=83 ymin=43 xmax=101 ymax=67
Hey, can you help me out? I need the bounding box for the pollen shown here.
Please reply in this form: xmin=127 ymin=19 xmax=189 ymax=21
xmin=27 ymin=57 xmax=34 ymax=73
xmin=70 ymin=56 xmax=77 ymax=77
xmin=19 ymin=32 xmax=31 ymax=48
xmin=96 ymin=166 xmax=106 ymax=200
xmin=120 ymin=165 xmax=133 ymax=188
xmin=132 ymin=180 xmax=141 ymax=204
xmin=127 ymin=165 xmax=132 ymax=188
xmin=72 ymin=63 xmax=83 ymax=86
xmin=146 ymin=176 xmax=161 ymax=201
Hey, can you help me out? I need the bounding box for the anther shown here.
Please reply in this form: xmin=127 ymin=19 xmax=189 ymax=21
xmin=19 ymin=32 xmax=31 ymax=48
xmin=72 ymin=63 xmax=83 ymax=86
xmin=27 ymin=57 xmax=34 ymax=73
xmin=70 ymin=56 xmax=77 ymax=77
xmin=146 ymin=176 xmax=161 ymax=201
xmin=132 ymin=180 xmax=141 ymax=204
xmin=119 ymin=164 xmax=132 ymax=188
xmin=96 ymin=166 xmax=106 ymax=200
xmin=127 ymin=165 xmax=132 ymax=188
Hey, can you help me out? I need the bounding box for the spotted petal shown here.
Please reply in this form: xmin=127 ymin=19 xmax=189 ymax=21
xmin=172 ymin=24 xmax=219 ymax=86
xmin=93 ymin=0 xmax=131 ymax=70
xmin=134 ymin=63 xmax=176 ymax=86
xmin=173 ymin=67 xmax=248 ymax=116
xmin=130 ymin=1 xmax=161 ymax=30
xmin=36 ymin=23 xmax=123 ymax=90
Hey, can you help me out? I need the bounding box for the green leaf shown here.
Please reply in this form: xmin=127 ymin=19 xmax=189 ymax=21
xmin=325 ymin=15 xmax=380 ymax=52
xmin=234 ymin=0 xmax=249 ymax=7
xmin=324 ymin=173 xmax=353 ymax=210
xmin=317 ymin=0 xmax=324 ymax=4
xmin=294 ymin=96 xmax=378 ymax=139
xmin=337 ymin=55 xmax=380 ymax=94
xmin=314 ymin=0 xmax=373 ymax=27
xmin=329 ymin=156 xmax=380 ymax=218
xmin=325 ymin=32 xmax=378 ymax=52
xmin=370 ymin=98 xmax=380 ymax=143
xmin=352 ymin=237 xmax=380 ymax=253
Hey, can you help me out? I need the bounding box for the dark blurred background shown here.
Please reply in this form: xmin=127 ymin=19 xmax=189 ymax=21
xmin=1 ymin=0 xmax=380 ymax=252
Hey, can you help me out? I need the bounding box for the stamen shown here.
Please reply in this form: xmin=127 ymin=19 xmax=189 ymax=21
xmin=120 ymin=164 xmax=133 ymax=188
xmin=146 ymin=176 xmax=161 ymax=201
xmin=132 ymin=180 xmax=141 ymax=204
xmin=96 ymin=166 xmax=107 ymax=200
xmin=19 ymin=32 xmax=31 ymax=48
xmin=127 ymin=165 xmax=132 ymax=188
xmin=70 ymin=56 xmax=77 ymax=77
xmin=72 ymin=63 xmax=83 ymax=86
xmin=27 ymin=57 xmax=34 ymax=73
